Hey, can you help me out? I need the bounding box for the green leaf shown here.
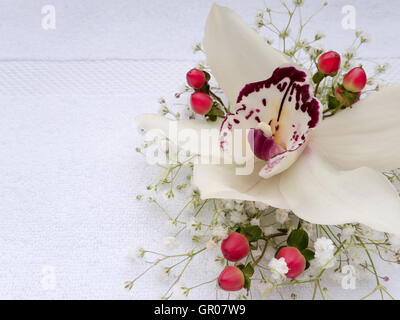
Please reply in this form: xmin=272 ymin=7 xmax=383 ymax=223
xmin=243 ymin=275 xmax=251 ymax=291
xmin=301 ymin=249 xmax=315 ymax=261
xmin=206 ymin=102 xmax=225 ymax=118
xmin=312 ymin=70 xmax=325 ymax=84
xmin=203 ymin=71 xmax=211 ymax=82
xmin=287 ymin=229 xmax=309 ymax=250
xmin=241 ymin=225 xmax=262 ymax=242
xmin=327 ymin=95 xmax=340 ymax=110
xmin=305 ymin=261 xmax=310 ymax=270
xmin=243 ymin=264 xmax=254 ymax=277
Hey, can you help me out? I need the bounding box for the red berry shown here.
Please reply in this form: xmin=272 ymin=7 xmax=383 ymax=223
xmin=276 ymin=247 xmax=306 ymax=279
xmin=221 ymin=232 xmax=250 ymax=262
xmin=335 ymin=87 xmax=360 ymax=106
xmin=190 ymin=92 xmax=213 ymax=115
xmin=218 ymin=266 xmax=245 ymax=291
xmin=186 ymin=68 xmax=206 ymax=89
xmin=318 ymin=51 xmax=341 ymax=75
xmin=343 ymin=67 xmax=367 ymax=92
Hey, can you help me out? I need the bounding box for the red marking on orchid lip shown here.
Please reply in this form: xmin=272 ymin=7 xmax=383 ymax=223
xmin=255 ymin=116 xmax=261 ymax=123
xmin=237 ymin=67 xmax=307 ymax=103
xmin=245 ymin=110 xmax=254 ymax=120
xmin=248 ymin=128 xmax=285 ymax=161
xmin=236 ymin=67 xmax=320 ymax=129
xmin=262 ymin=99 xmax=266 ymax=106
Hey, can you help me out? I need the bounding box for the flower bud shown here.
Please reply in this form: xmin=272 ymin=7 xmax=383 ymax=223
xmin=343 ymin=67 xmax=367 ymax=92
xmin=218 ymin=266 xmax=245 ymax=291
xmin=190 ymin=92 xmax=213 ymax=115
xmin=276 ymin=247 xmax=306 ymax=279
xmin=221 ymin=232 xmax=250 ymax=262
xmin=335 ymin=87 xmax=360 ymax=107
xmin=318 ymin=51 xmax=341 ymax=75
xmin=186 ymin=68 xmax=206 ymax=89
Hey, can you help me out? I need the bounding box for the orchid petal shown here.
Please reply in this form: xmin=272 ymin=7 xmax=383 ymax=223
xmin=193 ymin=163 xmax=289 ymax=209
xmin=280 ymin=147 xmax=400 ymax=235
xmin=219 ymin=66 xmax=321 ymax=178
xmin=136 ymin=114 xmax=222 ymax=161
xmin=203 ymin=4 xmax=290 ymax=107
xmin=311 ymin=84 xmax=400 ymax=170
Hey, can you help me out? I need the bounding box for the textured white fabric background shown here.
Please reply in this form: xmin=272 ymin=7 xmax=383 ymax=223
xmin=0 ymin=0 xmax=399 ymax=299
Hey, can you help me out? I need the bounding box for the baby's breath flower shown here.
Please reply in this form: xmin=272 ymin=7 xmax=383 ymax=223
xmin=293 ymin=0 xmax=304 ymax=7
xmin=376 ymin=63 xmax=390 ymax=74
xmin=342 ymin=225 xmax=356 ymax=240
xmin=360 ymin=33 xmax=371 ymax=44
xmin=212 ymin=225 xmax=228 ymax=240
xmin=128 ymin=246 xmax=145 ymax=261
xmin=344 ymin=47 xmax=356 ymax=60
xmin=275 ymin=209 xmax=289 ymax=224
xmin=250 ymin=217 xmax=261 ymax=226
xmin=314 ymin=31 xmax=325 ymax=40
xmin=164 ymin=236 xmax=178 ymax=250
xmin=268 ymin=257 xmax=289 ymax=280
xmin=230 ymin=210 xmax=247 ymax=224
xmin=188 ymin=217 xmax=202 ymax=234
xmin=314 ymin=237 xmax=336 ymax=268
xmin=207 ymin=239 xmax=217 ymax=249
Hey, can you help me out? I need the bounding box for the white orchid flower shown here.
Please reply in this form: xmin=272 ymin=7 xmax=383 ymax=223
xmin=137 ymin=5 xmax=400 ymax=235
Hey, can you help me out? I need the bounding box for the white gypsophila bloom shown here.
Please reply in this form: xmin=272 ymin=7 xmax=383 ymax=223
xmin=311 ymin=43 xmax=325 ymax=56
xmin=223 ymin=200 xmax=235 ymax=210
xmin=165 ymin=218 xmax=179 ymax=233
xmin=254 ymin=202 xmax=269 ymax=211
xmin=314 ymin=31 xmax=325 ymax=40
xmin=212 ymin=225 xmax=228 ymax=240
xmin=344 ymin=47 xmax=356 ymax=60
xmin=206 ymin=239 xmax=218 ymax=249
xmin=342 ymin=225 xmax=356 ymax=240
xmin=263 ymin=226 xmax=275 ymax=235
xmin=187 ymin=217 xmax=202 ymax=235
xmin=314 ymin=237 xmax=336 ymax=268
xmin=254 ymin=10 xmax=264 ymax=27
xmin=171 ymin=283 xmax=188 ymax=300
xmin=275 ymin=209 xmax=289 ymax=224
xmin=376 ymin=63 xmax=390 ymax=74
xmin=347 ymin=247 xmax=366 ymax=264
xmin=250 ymin=217 xmax=261 ymax=226
xmin=268 ymin=257 xmax=289 ymax=280
xmin=128 ymin=246 xmax=145 ymax=261
xmin=164 ymin=236 xmax=178 ymax=250
xmin=256 ymin=280 xmax=273 ymax=295
xmin=293 ymin=0 xmax=304 ymax=7
xmin=230 ymin=210 xmax=247 ymax=224
xmin=360 ymin=32 xmax=371 ymax=43
xmin=158 ymin=266 xmax=173 ymax=283
xmin=359 ymin=225 xmax=378 ymax=239
xmin=355 ymin=28 xmax=364 ymax=38
xmin=245 ymin=202 xmax=257 ymax=215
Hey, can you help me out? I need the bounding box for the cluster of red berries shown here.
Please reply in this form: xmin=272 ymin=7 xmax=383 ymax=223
xmin=186 ymin=68 xmax=213 ymax=115
xmin=316 ymin=51 xmax=367 ymax=108
xmin=217 ymin=232 xmax=307 ymax=292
